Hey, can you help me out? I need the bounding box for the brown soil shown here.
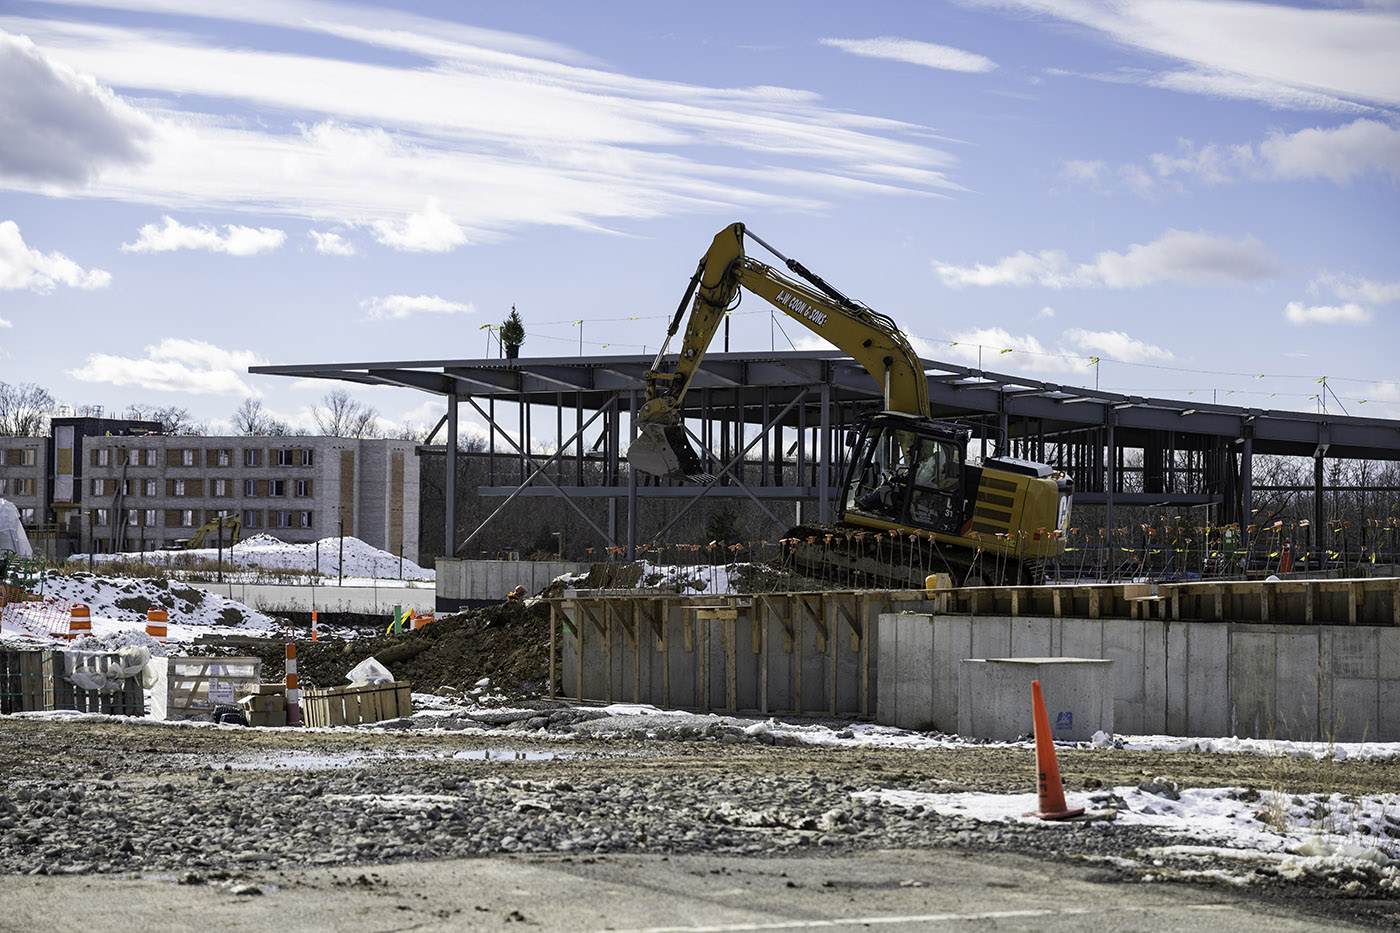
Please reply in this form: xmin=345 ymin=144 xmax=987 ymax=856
xmin=235 ymin=599 xmax=553 ymax=695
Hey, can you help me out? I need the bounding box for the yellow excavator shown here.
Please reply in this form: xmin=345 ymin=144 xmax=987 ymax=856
xmin=172 ymin=514 xmax=242 ymax=550
xmin=628 ymin=223 xmax=1073 ymax=586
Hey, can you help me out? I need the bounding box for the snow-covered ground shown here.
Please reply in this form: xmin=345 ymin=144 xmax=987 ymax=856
xmin=1 ymin=569 xmax=280 ymax=648
xmin=77 ymin=533 xmax=434 ymax=582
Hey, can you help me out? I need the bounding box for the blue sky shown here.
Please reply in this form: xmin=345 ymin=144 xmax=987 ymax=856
xmin=1 ymin=0 xmax=1397 ymax=438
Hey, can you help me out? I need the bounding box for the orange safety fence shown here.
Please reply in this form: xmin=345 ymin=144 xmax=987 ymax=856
xmin=0 ymin=596 xmax=83 ymax=640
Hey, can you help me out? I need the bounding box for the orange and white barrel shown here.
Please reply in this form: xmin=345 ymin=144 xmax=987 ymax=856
xmin=68 ymin=604 xmax=92 ymax=640
xmin=145 ymin=607 xmax=168 ymax=642
xmin=285 ymin=643 xmax=302 ymax=727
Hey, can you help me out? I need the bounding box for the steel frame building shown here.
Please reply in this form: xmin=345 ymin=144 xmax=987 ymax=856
xmin=252 ymin=351 xmax=1400 ymax=559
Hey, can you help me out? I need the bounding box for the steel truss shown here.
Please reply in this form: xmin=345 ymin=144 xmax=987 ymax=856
xmin=251 ymin=351 xmax=1400 ymax=558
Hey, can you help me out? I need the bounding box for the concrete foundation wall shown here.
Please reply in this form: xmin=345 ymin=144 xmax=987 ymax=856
xmin=957 ymin=658 xmax=1113 ymax=742
xmin=877 ymin=612 xmax=1400 ymax=742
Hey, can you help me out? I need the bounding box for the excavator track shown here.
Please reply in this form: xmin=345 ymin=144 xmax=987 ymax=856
xmin=781 ymin=523 xmax=1041 ymax=588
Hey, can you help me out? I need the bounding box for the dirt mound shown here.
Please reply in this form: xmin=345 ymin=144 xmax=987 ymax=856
xmin=235 ymin=600 xmax=553 ymax=696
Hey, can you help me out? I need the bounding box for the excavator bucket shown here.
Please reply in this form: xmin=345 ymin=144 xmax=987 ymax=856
xmin=627 ymin=423 xmax=705 ymax=480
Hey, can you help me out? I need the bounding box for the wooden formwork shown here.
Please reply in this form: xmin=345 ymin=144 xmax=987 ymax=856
xmin=302 ymin=682 xmax=412 ymax=727
xmin=935 ymin=578 xmax=1399 ymax=626
xmin=551 ymin=590 xmax=931 ymax=716
xmin=0 ymin=650 xmax=56 ymax=713
xmin=0 ymin=649 xmax=143 ymax=716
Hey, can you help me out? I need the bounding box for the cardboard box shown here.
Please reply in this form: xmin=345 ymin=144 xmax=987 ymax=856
xmin=248 ymin=683 xmax=286 ymax=696
xmin=247 ymin=709 xmax=287 ymax=728
xmin=239 ymin=693 xmax=285 ymax=713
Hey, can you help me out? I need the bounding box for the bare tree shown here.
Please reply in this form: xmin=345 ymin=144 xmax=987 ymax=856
xmin=0 ymin=382 xmax=56 ymax=436
xmin=312 ymin=389 xmax=379 ymax=438
xmin=125 ymin=403 xmax=205 ymax=435
xmin=231 ymin=398 xmax=271 ymax=435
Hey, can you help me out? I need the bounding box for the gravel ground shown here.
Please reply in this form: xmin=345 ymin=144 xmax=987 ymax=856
xmin=1 ymin=709 xmax=1397 ymax=929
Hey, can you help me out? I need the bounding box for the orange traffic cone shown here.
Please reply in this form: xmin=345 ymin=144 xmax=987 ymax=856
xmin=1024 ymin=680 xmax=1084 ymax=820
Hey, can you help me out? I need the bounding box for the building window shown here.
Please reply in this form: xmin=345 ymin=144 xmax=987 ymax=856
xmin=180 ymin=509 xmax=194 ymax=527
xmin=0 ymin=479 xmax=7 ymax=495
xmin=213 ymin=479 xmax=228 ymax=496
xmin=241 ymin=510 xmax=261 ymax=528
xmin=301 ymin=449 xmax=314 ymax=466
xmin=173 ymin=480 xmax=186 ymax=497
xmin=15 ymin=478 xmax=33 ymax=495
xmin=276 ymin=449 xmax=294 ymax=466
xmin=244 ymin=479 xmax=257 ymax=496
xmin=299 ymin=510 xmax=313 ymax=528
xmin=181 ymin=449 xmax=195 ymax=466
xmin=269 ymin=480 xmax=286 ymax=497
xmin=19 ymin=508 xmax=35 ymax=524
xmin=91 ymin=478 xmax=104 ymax=496
xmin=144 ymin=479 xmax=157 ymax=496
xmin=244 ymin=448 xmax=262 ymax=467
xmin=275 ymin=510 xmax=293 ymax=528
xmin=19 ymin=449 xmax=35 ymax=466
xmin=144 ymin=449 xmax=157 ymax=467
xmin=145 ymin=509 xmax=156 ymax=527
xmin=96 ymin=449 xmax=110 ymax=467
xmin=126 ymin=508 xmax=139 ymax=526
xmin=121 ymin=480 xmax=132 ymax=496
xmin=95 ymin=508 xmax=109 ymax=526
xmin=217 ymin=449 xmax=231 ymax=467
xmin=294 ymin=479 xmax=311 ymax=497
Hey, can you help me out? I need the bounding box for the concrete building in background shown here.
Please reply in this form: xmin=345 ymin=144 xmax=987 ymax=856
xmin=0 ymin=417 xmax=419 ymax=564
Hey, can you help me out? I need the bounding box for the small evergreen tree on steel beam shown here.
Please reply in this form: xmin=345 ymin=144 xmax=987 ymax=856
xmin=500 ymin=305 xmax=526 ymax=358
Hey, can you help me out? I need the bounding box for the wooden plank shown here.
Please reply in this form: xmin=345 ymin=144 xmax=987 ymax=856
xmin=549 ymin=602 xmax=557 ymax=700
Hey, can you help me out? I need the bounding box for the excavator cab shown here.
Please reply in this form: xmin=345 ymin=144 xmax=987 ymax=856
xmin=842 ymin=415 xmax=968 ymax=535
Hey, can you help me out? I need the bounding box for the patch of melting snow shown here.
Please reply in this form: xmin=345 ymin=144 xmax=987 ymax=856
xmin=451 ymin=748 xmax=570 ymax=761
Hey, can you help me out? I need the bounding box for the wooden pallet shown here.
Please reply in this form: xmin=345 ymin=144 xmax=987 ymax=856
xmin=0 ymin=650 xmax=56 ymax=714
xmin=302 ymin=682 xmax=411 ymax=727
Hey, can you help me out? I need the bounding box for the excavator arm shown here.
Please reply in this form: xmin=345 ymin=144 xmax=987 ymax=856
xmin=631 ymin=223 xmax=928 ymax=478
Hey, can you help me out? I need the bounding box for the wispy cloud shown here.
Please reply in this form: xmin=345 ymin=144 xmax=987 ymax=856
xmin=361 ymin=294 xmax=474 ymax=320
xmin=1311 ymin=271 xmax=1400 ymax=305
xmin=1284 ymin=301 xmax=1373 ymax=325
xmin=820 ymin=37 xmax=997 ymax=73
xmin=0 ymin=220 xmax=110 ymax=292
xmin=67 ymin=337 xmax=267 ymax=395
xmin=0 ymin=8 xmax=961 ymax=241
xmin=0 ymin=31 xmax=151 ymax=187
xmin=934 ymin=229 xmax=1281 ymax=289
xmin=992 ymin=0 xmax=1400 ymax=111
xmin=121 ymin=216 xmax=286 ymax=255
xmin=309 ymin=230 xmax=355 ymax=256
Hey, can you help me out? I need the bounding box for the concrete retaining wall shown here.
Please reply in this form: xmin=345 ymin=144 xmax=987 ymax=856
xmin=190 ymin=581 xmax=434 ymax=615
xmin=877 ymin=612 xmax=1400 ymax=742
xmin=436 ymin=559 xmax=586 ymax=610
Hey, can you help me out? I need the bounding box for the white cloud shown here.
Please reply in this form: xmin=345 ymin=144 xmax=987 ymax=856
xmin=1284 ymin=301 xmax=1374 ymax=325
xmin=0 ymin=30 xmax=151 ymax=186
xmin=0 ymin=315 xmax=11 ymax=328
xmin=361 ymin=294 xmax=475 ymax=320
xmin=943 ymin=325 xmax=1173 ymax=372
xmin=1064 ymin=327 xmax=1174 ymax=363
xmin=1259 ymin=119 xmax=1400 ymax=184
xmin=0 ymin=220 xmax=111 ymax=292
xmin=67 ymin=337 xmax=267 ymax=396
xmin=121 ymin=216 xmax=286 ymax=255
xmin=997 ymin=0 xmax=1400 ymax=111
xmin=1035 ymin=306 xmax=1055 ymax=319
xmin=820 ymin=37 xmax=997 ymax=73
xmin=372 ymin=200 xmax=468 ymax=252
xmin=309 ymin=230 xmax=355 ymax=256
xmin=934 ymin=230 xmax=1281 ymax=289
xmin=1312 ymin=272 xmax=1400 ymax=305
